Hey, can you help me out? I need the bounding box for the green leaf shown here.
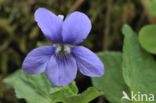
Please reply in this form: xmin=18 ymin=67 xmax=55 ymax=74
xmin=139 ymin=25 xmax=156 ymax=54
xmin=92 ymin=52 xmax=129 ymax=103
xmin=51 ymin=87 xmax=103 ymax=103
xmin=3 ymin=69 xmax=102 ymax=103
xmin=122 ymin=24 xmax=156 ymax=100
xmin=149 ymin=0 xmax=156 ymax=17
xmin=3 ymin=69 xmax=78 ymax=103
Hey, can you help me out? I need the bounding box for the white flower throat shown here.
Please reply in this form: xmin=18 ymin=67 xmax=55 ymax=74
xmin=55 ymin=44 xmax=71 ymax=57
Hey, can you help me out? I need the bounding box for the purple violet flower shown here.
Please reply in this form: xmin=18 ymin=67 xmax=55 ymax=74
xmin=22 ymin=8 xmax=104 ymax=86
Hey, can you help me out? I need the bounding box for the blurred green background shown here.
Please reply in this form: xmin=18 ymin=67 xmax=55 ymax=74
xmin=0 ymin=0 xmax=155 ymax=103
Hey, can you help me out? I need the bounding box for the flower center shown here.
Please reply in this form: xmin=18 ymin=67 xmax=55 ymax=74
xmin=54 ymin=44 xmax=71 ymax=57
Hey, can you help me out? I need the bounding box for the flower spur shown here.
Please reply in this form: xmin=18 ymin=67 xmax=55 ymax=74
xmin=22 ymin=8 xmax=104 ymax=86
